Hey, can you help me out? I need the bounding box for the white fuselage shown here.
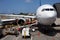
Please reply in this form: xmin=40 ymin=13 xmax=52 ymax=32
xmin=36 ymin=4 xmax=57 ymax=25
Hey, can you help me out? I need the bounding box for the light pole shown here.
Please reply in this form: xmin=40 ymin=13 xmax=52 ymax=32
xmin=40 ymin=0 xmax=41 ymax=6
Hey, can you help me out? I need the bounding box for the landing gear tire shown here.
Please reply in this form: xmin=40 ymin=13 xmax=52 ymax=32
xmin=51 ymin=23 xmax=56 ymax=26
xmin=15 ymin=35 xmax=18 ymax=37
xmin=2 ymin=29 xmax=7 ymax=36
xmin=14 ymin=30 xmax=19 ymax=37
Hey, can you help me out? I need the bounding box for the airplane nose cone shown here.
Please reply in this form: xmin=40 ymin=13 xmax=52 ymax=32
xmin=47 ymin=12 xmax=57 ymax=18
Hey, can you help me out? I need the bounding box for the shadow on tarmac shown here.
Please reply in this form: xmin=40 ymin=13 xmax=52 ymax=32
xmin=0 ymin=29 xmax=5 ymax=39
xmin=0 ymin=33 xmax=7 ymax=39
xmin=37 ymin=23 xmax=60 ymax=36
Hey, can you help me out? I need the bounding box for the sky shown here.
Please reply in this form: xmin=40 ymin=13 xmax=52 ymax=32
xmin=0 ymin=0 xmax=60 ymax=14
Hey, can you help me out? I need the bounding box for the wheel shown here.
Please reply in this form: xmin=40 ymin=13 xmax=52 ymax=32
xmin=2 ymin=29 xmax=7 ymax=36
xmin=15 ymin=35 xmax=18 ymax=37
xmin=51 ymin=23 xmax=56 ymax=26
xmin=14 ymin=29 xmax=19 ymax=37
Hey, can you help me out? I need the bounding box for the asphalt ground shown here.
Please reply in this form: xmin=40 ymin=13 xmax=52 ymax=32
xmin=0 ymin=18 xmax=60 ymax=40
xmin=0 ymin=31 xmax=60 ymax=40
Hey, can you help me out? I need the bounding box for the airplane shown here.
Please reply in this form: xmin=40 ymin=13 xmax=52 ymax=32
xmin=0 ymin=4 xmax=57 ymax=28
xmin=21 ymin=4 xmax=57 ymax=37
xmin=0 ymin=4 xmax=57 ymax=36
xmin=36 ymin=4 xmax=57 ymax=26
xmin=16 ymin=4 xmax=57 ymax=30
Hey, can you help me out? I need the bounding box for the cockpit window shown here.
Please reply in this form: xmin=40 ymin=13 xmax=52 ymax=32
xmin=45 ymin=9 xmax=49 ymax=11
xmin=42 ymin=8 xmax=55 ymax=11
xmin=50 ymin=9 xmax=54 ymax=11
xmin=42 ymin=9 xmax=49 ymax=11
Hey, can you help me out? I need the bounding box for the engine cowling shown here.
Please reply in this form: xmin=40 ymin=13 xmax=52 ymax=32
xmin=18 ymin=18 xmax=26 ymax=25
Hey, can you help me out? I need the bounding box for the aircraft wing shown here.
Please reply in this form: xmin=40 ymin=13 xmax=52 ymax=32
xmin=1 ymin=19 xmax=16 ymax=22
xmin=24 ymin=15 xmax=36 ymax=18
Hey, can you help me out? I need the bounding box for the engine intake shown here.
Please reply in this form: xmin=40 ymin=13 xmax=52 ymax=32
xmin=18 ymin=18 xmax=26 ymax=25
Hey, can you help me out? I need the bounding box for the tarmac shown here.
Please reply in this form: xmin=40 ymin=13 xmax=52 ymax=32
xmin=0 ymin=18 xmax=60 ymax=40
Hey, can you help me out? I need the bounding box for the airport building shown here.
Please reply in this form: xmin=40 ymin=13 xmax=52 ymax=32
xmin=53 ymin=3 xmax=60 ymax=18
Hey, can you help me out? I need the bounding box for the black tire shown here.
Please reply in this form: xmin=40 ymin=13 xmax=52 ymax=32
xmin=14 ymin=29 xmax=19 ymax=36
xmin=15 ymin=35 xmax=18 ymax=37
xmin=51 ymin=23 xmax=56 ymax=26
xmin=2 ymin=29 xmax=7 ymax=36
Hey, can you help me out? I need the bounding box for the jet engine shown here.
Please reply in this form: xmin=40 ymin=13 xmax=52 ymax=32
xmin=18 ymin=18 xmax=26 ymax=25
